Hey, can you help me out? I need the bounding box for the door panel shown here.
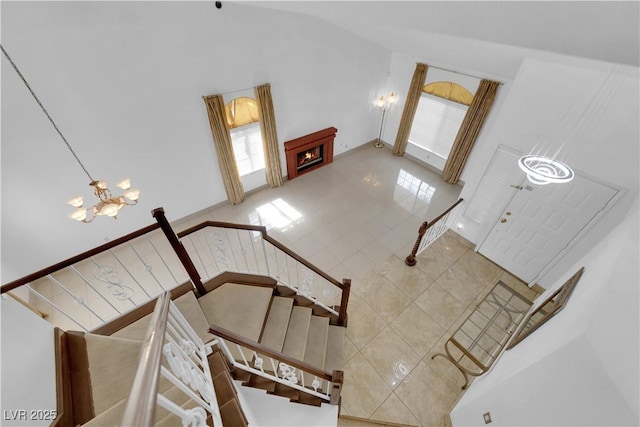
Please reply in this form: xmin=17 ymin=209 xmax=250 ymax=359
xmin=479 ymin=173 xmax=618 ymax=283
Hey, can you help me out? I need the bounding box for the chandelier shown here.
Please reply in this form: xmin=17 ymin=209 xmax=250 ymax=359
xmin=518 ymin=155 xmax=574 ymax=185
xmin=2 ymin=45 xmax=140 ymax=223
xmin=518 ymin=67 xmax=619 ymax=186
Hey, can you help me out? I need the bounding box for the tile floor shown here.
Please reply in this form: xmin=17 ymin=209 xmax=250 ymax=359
xmin=175 ymin=145 xmax=540 ymax=426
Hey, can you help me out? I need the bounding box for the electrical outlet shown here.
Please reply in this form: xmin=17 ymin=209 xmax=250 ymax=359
xmin=483 ymin=412 xmax=492 ymax=424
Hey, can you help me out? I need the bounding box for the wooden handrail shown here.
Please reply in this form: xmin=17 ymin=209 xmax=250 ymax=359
xmin=1 ymin=223 xmax=161 ymax=293
xmin=405 ymin=198 xmax=464 ymax=266
xmin=209 ymin=324 xmax=334 ymax=381
xmin=121 ymin=291 xmax=172 ymax=427
xmin=337 ymin=279 xmax=350 ymax=327
xmin=178 ymin=221 xmax=344 ymax=290
xmin=153 ymin=208 xmax=206 ymax=295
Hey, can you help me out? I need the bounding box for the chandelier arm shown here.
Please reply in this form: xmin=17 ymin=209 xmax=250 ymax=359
xmin=1 ymin=44 xmax=95 ymax=183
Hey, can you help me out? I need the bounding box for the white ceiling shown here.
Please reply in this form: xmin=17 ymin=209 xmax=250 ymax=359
xmin=242 ymin=1 xmax=640 ymax=67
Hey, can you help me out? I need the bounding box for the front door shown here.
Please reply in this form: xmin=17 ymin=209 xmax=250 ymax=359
xmin=478 ymin=172 xmax=618 ymax=283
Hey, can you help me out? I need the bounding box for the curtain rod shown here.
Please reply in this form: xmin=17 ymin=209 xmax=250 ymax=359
xmin=424 ymin=63 xmax=504 ymax=85
xmin=203 ymin=83 xmax=269 ymax=99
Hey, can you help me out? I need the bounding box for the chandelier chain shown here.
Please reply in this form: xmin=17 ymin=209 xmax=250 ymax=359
xmin=1 ymin=44 xmax=94 ymax=183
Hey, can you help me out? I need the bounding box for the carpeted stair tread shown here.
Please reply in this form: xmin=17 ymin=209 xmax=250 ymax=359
xmin=154 ymin=385 xmax=196 ymax=426
xmin=281 ymin=306 xmax=312 ymax=360
xmin=324 ymin=325 xmax=345 ymax=373
xmin=303 ymin=316 xmax=330 ymax=370
xmin=198 ymin=283 xmax=273 ymax=342
xmin=84 ymin=334 xmax=143 ymax=415
xmin=260 ymin=297 xmax=294 ymax=352
xmin=82 ymin=384 xmax=191 ymax=426
xmin=112 ymin=291 xmax=214 ymax=344
xmin=81 ymin=397 xmax=126 ymax=427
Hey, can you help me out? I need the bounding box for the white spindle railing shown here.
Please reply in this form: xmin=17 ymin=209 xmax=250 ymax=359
xmin=405 ymin=198 xmax=464 ymax=266
xmin=122 ymin=292 xmax=225 ymax=427
xmin=2 ymin=228 xmax=190 ymax=332
xmin=180 ymin=224 xmax=342 ymax=317
xmin=157 ymin=301 xmax=222 ymax=426
xmin=212 ymin=332 xmax=335 ymax=403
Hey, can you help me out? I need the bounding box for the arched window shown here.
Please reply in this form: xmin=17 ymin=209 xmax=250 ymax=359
xmin=408 ymin=81 xmax=474 ymax=167
xmin=225 ymin=97 xmax=264 ymax=176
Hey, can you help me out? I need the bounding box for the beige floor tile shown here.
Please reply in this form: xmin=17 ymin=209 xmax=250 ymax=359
xmin=343 ymin=334 xmax=359 ymax=365
xmin=433 ymin=264 xmax=484 ymax=306
xmin=342 ymin=353 xmax=394 ymax=419
xmin=425 ymin=344 xmax=469 ymax=392
xmin=345 ymin=293 xmax=388 ymax=350
xmin=454 ymin=250 xmax=502 ymax=287
xmin=375 ymin=256 xmax=435 ymax=299
xmin=414 ymin=246 xmax=456 ymax=281
xmin=395 ymin=360 xmax=459 ymax=427
xmin=427 ymin=232 xmax=470 ymax=264
xmin=371 ymin=393 xmax=420 ymax=426
xmin=356 ymin=274 xmax=412 ymax=323
xmin=389 ymin=303 xmax=445 ymax=358
xmin=414 ymin=283 xmax=467 ymax=331
xmin=360 ymin=326 xmax=421 ymax=390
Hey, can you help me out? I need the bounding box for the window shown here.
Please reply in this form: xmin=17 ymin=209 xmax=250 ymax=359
xmin=225 ymin=96 xmax=264 ymax=176
xmin=408 ymin=93 xmax=468 ymax=159
xmin=230 ymin=122 xmax=264 ymax=176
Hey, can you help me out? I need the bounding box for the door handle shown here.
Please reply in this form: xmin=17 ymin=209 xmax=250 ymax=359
xmin=510 ymin=184 xmax=523 ymax=190
xmin=500 ymin=218 xmax=507 ymax=223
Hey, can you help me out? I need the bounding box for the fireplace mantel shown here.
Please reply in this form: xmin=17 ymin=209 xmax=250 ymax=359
xmin=284 ymin=127 xmax=337 ymax=180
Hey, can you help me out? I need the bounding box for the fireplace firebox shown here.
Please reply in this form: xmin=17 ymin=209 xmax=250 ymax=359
xmin=284 ymin=127 xmax=337 ymax=179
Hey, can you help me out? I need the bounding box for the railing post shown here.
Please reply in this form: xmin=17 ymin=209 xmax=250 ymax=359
xmin=329 ymin=370 xmax=343 ymax=405
xmin=405 ymin=221 xmax=429 ymax=266
xmin=337 ymin=279 xmax=350 ymax=327
xmin=152 ymin=207 xmax=206 ymax=296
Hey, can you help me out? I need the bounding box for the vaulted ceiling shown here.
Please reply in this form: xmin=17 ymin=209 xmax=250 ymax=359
xmin=244 ymin=1 xmax=639 ymax=68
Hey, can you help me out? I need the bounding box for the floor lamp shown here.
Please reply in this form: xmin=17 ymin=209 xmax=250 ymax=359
xmin=374 ymin=92 xmax=398 ymax=148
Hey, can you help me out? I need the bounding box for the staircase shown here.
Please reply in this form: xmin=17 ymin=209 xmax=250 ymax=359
xmin=60 ymin=280 xmax=343 ymax=426
xmin=200 ymin=281 xmax=345 ymax=407
xmin=2 ymin=209 xmax=349 ymax=426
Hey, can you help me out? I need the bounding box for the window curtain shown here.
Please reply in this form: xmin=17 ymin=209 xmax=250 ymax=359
xmin=254 ymin=83 xmax=284 ymax=187
xmin=441 ymin=79 xmax=500 ymax=184
xmin=203 ymin=94 xmax=245 ymax=205
xmin=392 ymin=63 xmax=429 ymax=156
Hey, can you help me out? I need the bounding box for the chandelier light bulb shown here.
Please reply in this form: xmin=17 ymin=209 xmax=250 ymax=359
xmin=124 ymin=188 xmax=140 ymax=201
xmin=96 ymin=181 xmax=108 ymax=189
xmin=99 ymin=203 xmax=120 ymax=217
xmin=387 ymin=92 xmax=398 ymax=105
xmin=116 ymin=178 xmax=131 ymax=190
xmin=67 ymin=196 xmax=84 ymax=208
xmin=69 ymin=208 xmax=88 ymax=222
xmin=374 ymin=96 xmax=385 ymax=108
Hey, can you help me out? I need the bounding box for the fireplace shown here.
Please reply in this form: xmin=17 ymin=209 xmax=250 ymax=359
xmin=284 ymin=127 xmax=337 ymax=179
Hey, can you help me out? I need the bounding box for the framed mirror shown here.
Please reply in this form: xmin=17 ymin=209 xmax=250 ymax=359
xmin=507 ymin=267 xmax=585 ymax=349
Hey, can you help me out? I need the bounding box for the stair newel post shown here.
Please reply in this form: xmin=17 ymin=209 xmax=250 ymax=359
xmin=405 ymin=221 xmax=429 ymax=266
xmin=152 ymin=207 xmax=206 ymax=296
xmin=338 ymin=279 xmax=350 ymax=327
xmin=329 ymin=370 xmax=343 ymax=405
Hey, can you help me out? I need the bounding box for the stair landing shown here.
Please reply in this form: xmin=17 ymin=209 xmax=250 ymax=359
xmin=198 ymin=282 xmax=273 ymax=342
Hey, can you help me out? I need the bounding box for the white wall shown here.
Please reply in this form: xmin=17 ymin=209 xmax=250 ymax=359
xmin=235 ymin=380 xmax=339 ymax=427
xmin=0 ymin=295 xmax=57 ymax=426
xmin=1 ymin=1 xmax=391 ymax=283
xmin=450 ymin=198 xmax=639 ymax=426
xmin=453 ymin=56 xmax=639 ymax=287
